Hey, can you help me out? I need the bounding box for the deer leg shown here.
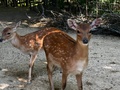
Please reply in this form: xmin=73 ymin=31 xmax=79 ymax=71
xmin=47 ymin=62 xmax=54 ymax=90
xmin=76 ymin=73 xmax=83 ymax=90
xmin=61 ymin=71 xmax=68 ymax=90
xmin=28 ymin=54 xmax=37 ymax=83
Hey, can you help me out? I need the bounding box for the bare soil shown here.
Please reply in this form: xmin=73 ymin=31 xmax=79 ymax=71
xmin=0 ymin=7 xmax=120 ymax=90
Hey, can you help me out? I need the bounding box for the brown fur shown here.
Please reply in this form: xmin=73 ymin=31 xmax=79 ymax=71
xmin=1 ymin=27 xmax=61 ymax=83
xmin=43 ymin=24 xmax=91 ymax=90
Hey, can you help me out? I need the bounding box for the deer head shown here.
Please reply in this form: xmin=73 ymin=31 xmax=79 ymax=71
xmin=67 ymin=18 xmax=101 ymax=44
xmin=0 ymin=21 xmax=21 ymax=43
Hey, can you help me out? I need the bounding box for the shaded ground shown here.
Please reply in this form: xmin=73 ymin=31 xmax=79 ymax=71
xmin=0 ymin=7 xmax=120 ymax=90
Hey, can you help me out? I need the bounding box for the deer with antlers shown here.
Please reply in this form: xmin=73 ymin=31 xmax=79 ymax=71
xmin=43 ymin=18 xmax=101 ymax=90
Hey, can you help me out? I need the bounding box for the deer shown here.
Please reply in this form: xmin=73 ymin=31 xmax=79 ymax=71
xmin=43 ymin=18 xmax=101 ymax=90
xmin=0 ymin=22 xmax=62 ymax=83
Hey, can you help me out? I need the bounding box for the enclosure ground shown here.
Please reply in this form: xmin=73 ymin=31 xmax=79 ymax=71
xmin=0 ymin=7 xmax=120 ymax=90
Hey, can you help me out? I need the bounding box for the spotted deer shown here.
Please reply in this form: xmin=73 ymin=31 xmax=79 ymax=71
xmin=0 ymin=22 xmax=62 ymax=83
xmin=43 ymin=18 xmax=101 ymax=90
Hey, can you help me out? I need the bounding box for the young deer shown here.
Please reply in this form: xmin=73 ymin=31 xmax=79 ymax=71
xmin=43 ymin=18 xmax=101 ymax=90
xmin=0 ymin=22 xmax=62 ymax=83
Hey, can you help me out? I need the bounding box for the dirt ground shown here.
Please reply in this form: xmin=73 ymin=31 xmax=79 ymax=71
xmin=0 ymin=7 xmax=120 ymax=90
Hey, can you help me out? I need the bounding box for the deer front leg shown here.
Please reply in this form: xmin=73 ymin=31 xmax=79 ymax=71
xmin=61 ymin=71 xmax=68 ymax=90
xmin=28 ymin=54 xmax=37 ymax=83
xmin=76 ymin=73 xmax=83 ymax=90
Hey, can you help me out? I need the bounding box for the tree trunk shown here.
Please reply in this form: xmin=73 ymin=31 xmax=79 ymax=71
xmin=26 ymin=0 xmax=29 ymax=6
xmin=1 ymin=0 xmax=7 ymax=7
xmin=12 ymin=0 xmax=17 ymax=7
xmin=43 ymin=0 xmax=48 ymax=9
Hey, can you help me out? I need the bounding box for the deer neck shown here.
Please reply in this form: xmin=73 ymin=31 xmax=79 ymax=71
xmin=11 ymin=33 xmax=21 ymax=49
xmin=75 ymin=37 xmax=89 ymax=59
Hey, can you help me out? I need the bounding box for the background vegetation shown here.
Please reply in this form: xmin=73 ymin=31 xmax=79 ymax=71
xmin=0 ymin=0 xmax=120 ymax=35
xmin=0 ymin=0 xmax=120 ymax=16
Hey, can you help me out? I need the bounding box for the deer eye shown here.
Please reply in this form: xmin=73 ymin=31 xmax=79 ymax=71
xmin=77 ymin=31 xmax=81 ymax=34
xmin=89 ymin=31 xmax=92 ymax=34
xmin=7 ymin=33 xmax=11 ymax=35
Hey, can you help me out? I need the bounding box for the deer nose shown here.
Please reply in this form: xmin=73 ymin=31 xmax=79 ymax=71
xmin=82 ymin=38 xmax=88 ymax=44
xmin=0 ymin=38 xmax=3 ymax=42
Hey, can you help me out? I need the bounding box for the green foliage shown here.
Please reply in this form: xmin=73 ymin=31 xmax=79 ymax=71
xmin=0 ymin=0 xmax=119 ymax=15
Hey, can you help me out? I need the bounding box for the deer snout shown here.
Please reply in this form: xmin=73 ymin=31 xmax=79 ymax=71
xmin=82 ymin=38 xmax=88 ymax=44
xmin=0 ymin=36 xmax=3 ymax=42
xmin=0 ymin=38 xmax=3 ymax=42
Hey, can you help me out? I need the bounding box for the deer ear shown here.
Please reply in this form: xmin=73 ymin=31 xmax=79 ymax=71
xmin=13 ymin=21 xmax=21 ymax=31
xmin=90 ymin=18 xmax=102 ymax=29
xmin=0 ymin=22 xmax=7 ymax=28
xmin=67 ymin=19 xmax=78 ymax=30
